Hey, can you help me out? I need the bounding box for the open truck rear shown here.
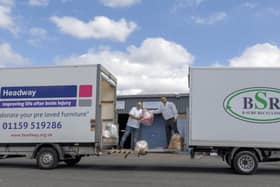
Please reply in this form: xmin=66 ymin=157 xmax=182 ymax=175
xmin=0 ymin=64 xmax=118 ymax=169
xmin=189 ymin=67 xmax=280 ymax=174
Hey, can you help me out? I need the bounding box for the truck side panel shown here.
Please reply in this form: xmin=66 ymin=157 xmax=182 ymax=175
xmin=189 ymin=67 xmax=280 ymax=148
xmin=0 ymin=66 xmax=97 ymax=143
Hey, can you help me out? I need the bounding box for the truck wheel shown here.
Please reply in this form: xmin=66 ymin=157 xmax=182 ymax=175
xmin=233 ymin=151 xmax=258 ymax=175
xmin=64 ymin=156 xmax=81 ymax=166
xmin=36 ymin=148 xmax=59 ymax=169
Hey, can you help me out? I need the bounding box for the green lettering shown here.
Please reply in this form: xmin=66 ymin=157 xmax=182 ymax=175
xmin=255 ymin=91 xmax=267 ymax=110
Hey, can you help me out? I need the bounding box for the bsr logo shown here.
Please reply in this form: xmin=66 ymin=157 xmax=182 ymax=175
xmin=243 ymin=92 xmax=280 ymax=110
xmin=224 ymin=88 xmax=280 ymax=123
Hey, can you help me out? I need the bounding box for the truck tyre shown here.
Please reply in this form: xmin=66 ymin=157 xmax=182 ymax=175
xmin=64 ymin=156 xmax=81 ymax=166
xmin=233 ymin=151 xmax=258 ymax=175
xmin=36 ymin=148 xmax=59 ymax=169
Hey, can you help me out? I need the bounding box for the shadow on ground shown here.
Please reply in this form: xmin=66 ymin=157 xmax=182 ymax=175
xmin=0 ymin=159 xmax=279 ymax=176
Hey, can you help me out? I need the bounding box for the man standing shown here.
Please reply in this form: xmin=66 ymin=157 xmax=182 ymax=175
xmin=120 ymin=102 xmax=143 ymax=149
xmin=153 ymin=97 xmax=179 ymax=147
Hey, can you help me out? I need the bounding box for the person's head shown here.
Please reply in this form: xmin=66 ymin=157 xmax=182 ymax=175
xmin=136 ymin=101 xmax=143 ymax=109
xmin=160 ymin=97 xmax=167 ymax=104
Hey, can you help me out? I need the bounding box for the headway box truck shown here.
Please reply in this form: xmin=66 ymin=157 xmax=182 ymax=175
xmin=189 ymin=67 xmax=280 ymax=174
xmin=0 ymin=65 xmax=118 ymax=169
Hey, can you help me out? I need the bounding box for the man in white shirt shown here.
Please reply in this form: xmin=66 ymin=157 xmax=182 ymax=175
xmin=153 ymin=97 xmax=179 ymax=147
xmin=120 ymin=102 xmax=143 ymax=149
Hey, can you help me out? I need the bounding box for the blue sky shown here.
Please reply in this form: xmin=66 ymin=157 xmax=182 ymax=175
xmin=1 ymin=0 xmax=280 ymax=94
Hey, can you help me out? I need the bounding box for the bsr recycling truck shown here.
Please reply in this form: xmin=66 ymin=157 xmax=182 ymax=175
xmin=0 ymin=65 xmax=118 ymax=169
xmin=1 ymin=65 xmax=280 ymax=175
xmin=189 ymin=67 xmax=280 ymax=174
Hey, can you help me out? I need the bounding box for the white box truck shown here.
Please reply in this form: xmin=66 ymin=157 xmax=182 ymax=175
xmin=189 ymin=67 xmax=280 ymax=174
xmin=0 ymin=64 xmax=118 ymax=169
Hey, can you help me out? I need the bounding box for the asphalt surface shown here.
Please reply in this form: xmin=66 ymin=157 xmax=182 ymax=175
xmin=0 ymin=154 xmax=280 ymax=187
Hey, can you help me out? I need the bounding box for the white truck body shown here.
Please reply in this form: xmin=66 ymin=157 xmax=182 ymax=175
xmin=0 ymin=64 xmax=117 ymax=146
xmin=189 ymin=67 xmax=280 ymax=148
xmin=0 ymin=64 xmax=119 ymax=169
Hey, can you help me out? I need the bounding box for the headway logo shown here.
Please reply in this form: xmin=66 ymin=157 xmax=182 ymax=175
xmin=0 ymin=85 xmax=93 ymax=108
xmin=223 ymin=87 xmax=280 ymax=123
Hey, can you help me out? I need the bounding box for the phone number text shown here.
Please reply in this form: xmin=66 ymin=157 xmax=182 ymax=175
xmin=2 ymin=121 xmax=63 ymax=130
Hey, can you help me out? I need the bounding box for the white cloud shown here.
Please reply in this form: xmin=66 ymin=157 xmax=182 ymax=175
xmin=230 ymin=43 xmax=280 ymax=67
xmin=178 ymin=0 xmax=205 ymax=7
xmin=56 ymin=38 xmax=194 ymax=95
xmin=192 ymin=12 xmax=227 ymax=25
xmin=28 ymin=0 xmax=48 ymax=7
xmin=61 ymin=0 xmax=71 ymax=3
xmin=267 ymin=8 xmax=280 ymax=16
xmin=211 ymin=62 xmax=225 ymax=67
xmin=242 ymin=2 xmax=258 ymax=9
xmin=0 ymin=42 xmax=30 ymax=66
xmin=50 ymin=16 xmax=137 ymax=42
xmin=193 ymin=0 xmax=205 ymax=6
xmin=171 ymin=0 xmax=206 ymax=14
xmin=0 ymin=0 xmax=14 ymax=6
xmin=29 ymin=27 xmax=47 ymax=37
xmin=28 ymin=27 xmax=48 ymax=46
xmin=0 ymin=0 xmax=16 ymax=33
xmin=100 ymin=0 xmax=141 ymax=8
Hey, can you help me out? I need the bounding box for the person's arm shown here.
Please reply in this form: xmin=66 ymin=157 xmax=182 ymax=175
xmin=129 ymin=107 xmax=141 ymax=120
xmin=129 ymin=114 xmax=140 ymax=120
xmin=171 ymin=103 xmax=178 ymax=120
xmin=150 ymin=108 xmax=161 ymax=114
xmin=150 ymin=103 xmax=162 ymax=114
